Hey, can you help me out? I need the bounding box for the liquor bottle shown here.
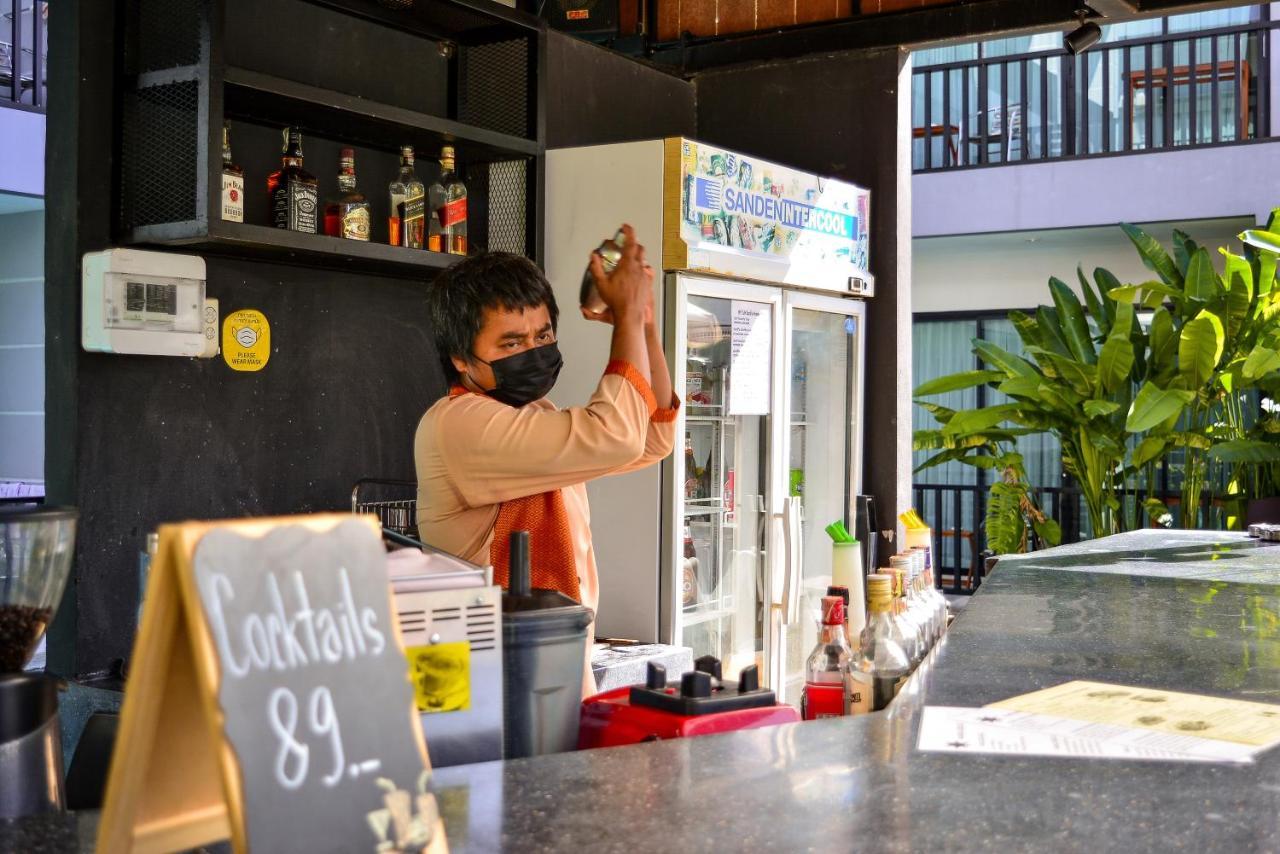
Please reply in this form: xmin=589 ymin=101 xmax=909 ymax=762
xmin=912 ymin=545 xmax=950 ymax=638
xmin=802 ymin=596 xmax=853 ymax=721
xmin=389 ymin=146 xmax=426 ymax=249
xmin=267 ymin=127 xmax=319 ymax=233
xmin=888 ymin=556 xmax=926 ymax=664
xmin=681 ymin=526 xmax=700 ymax=608
xmin=826 ymin=584 xmax=852 ymax=648
xmin=901 ymin=551 xmax=935 ymax=647
xmin=845 ymin=574 xmax=912 ymax=714
xmin=323 ymin=148 xmax=370 ymax=241
xmin=428 ymin=145 xmax=467 ymax=255
xmin=220 ymin=123 xmax=243 ymax=223
xmin=683 ymin=434 xmax=700 ymax=501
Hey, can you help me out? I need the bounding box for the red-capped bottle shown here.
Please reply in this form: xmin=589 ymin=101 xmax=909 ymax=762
xmin=801 ymin=595 xmax=852 ymax=721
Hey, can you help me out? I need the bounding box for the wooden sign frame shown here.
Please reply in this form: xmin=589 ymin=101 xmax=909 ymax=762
xmin=97 ymin=514 xmax=448 ymax=854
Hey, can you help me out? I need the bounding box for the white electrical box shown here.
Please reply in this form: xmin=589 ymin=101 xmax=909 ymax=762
xmin=82 ymin=248 xmax=217 ymax=358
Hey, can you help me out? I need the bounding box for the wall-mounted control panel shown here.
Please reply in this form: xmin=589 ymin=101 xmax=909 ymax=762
xmin=82 ymin=248 xmax=217 ymax=358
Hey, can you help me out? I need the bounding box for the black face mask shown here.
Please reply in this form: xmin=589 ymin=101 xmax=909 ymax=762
xmin=471 ymin=342 xmax=564 ymax=408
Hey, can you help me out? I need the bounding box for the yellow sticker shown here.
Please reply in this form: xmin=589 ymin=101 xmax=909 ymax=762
xmin=221 ymin=309 xmax=270 ymax=372
xmin=405 ymin=641 xmax=471 ymax=713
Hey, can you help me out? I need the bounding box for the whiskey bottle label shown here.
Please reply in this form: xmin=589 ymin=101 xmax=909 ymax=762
xmin=342 ymin=206 xmax=370 ymax=241
xmin=437 ymin=197 xmax=467 ymax=228
xmin=398 ymin=192 xmax=425 ymax=249
xmin=290 ymin=181 xmax=319 ymax=234
xmin=222 ymin=173 xmax=244 ymax=222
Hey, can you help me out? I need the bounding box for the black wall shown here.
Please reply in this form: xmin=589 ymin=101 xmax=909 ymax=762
xmin=46 ymin=0 xmax=449 ymax=678
xmin=545 ymin=30 xmax=695 ymax=148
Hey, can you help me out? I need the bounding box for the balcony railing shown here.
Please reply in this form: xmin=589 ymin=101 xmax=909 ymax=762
xmin=912 ymin=16 xmax=1275 ymax=172
xmin=912 ymin=479 xmax=1228 ymax=595
xmin=1 ymin=0 xmax=46 ymax=112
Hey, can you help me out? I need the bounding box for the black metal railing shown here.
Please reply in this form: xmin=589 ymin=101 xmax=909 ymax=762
xmin=913 ymin=478 xmax=1227 ymax=594
xmin=1 ymin=0 xmax=46 ymax=111
xmin=912 ymin=16 xmax=1275 ymax=172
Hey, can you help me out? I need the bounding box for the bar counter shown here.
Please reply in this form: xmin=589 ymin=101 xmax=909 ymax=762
xmin=6 ymin=530 xmax=1280 ymax=852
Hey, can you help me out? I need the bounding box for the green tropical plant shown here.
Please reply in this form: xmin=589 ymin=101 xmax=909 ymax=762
xmin=1118 ymin=210 xmax=1280 ymax=527
xmin=914 ymin=208 xmax=1280 ymax=549
xmin=914 ymin=271 xmax=1143 ymax=540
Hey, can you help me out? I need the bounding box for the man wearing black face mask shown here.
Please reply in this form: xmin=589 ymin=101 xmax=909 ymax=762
xmin=414 ymin=227 xmax=677 ymax=659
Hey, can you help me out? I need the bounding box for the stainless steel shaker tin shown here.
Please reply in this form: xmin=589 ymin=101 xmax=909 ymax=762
xmin=580 ymin=229 xmax=627 ymax=316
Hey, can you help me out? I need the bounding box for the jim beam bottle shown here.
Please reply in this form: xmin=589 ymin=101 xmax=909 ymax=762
xmin=220 ymin=124 xmax=243 ymax=223
xmin=844 ymin=574 xmax=911 ymax=715
xmin=801 ymin=595 xmax=853 ymax=721
xmin=323 ymin=148 xmax=370 ymax=241
xmin=389 ymin=146 xmax=426 ymax=249
xmin=267 ymin=127 xmax=319 ymax=233
xmin=428 ymin=145 xmax=467 ymax=255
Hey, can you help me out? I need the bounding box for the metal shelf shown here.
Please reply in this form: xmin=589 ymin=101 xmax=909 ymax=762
xmin=124 ymin=221 xmax=463 ymax=279
xmin=223 ymin=67 xmax=541 ymax=161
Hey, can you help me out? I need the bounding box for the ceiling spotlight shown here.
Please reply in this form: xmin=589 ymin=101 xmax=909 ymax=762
xmin=1065 ymin=8 xmax=1102 ymax=55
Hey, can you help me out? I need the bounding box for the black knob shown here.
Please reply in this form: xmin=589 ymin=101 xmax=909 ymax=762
xmin=737 ymin=664 xmax=760 ymax=693
xmin=694 ymin=655 xmax=722 ymax=680
xmin=646 ymin=662 xmax=668 ymax=690
xmin=681 ymin=670 xmax=712 ymax=699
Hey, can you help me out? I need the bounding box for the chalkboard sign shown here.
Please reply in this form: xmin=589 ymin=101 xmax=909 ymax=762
xmin=97 ymin=514 xmax=448 ymax=854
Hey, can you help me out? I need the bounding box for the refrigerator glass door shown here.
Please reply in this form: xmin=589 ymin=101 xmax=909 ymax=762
xmin=777 ymin=294 xmax=866 ymax=708
xmin=669 ymin=276 xmax=781 ymax=682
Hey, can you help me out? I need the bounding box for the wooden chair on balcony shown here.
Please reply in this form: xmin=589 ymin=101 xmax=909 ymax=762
xmin=1127 ymin=59 xmax=1251 ymax=141
xmin=936 ymin=528 xmax=982 ymax=591
xmin=912 ymin=123 xmax=961 ymax=166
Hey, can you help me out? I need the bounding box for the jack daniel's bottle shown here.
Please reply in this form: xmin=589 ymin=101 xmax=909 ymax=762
xmin=268 ymin=127 xmax=319 ymax=233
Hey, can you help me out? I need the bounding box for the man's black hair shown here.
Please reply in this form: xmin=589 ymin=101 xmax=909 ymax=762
xmin=427 ymin=252 xmax=560 ymax=384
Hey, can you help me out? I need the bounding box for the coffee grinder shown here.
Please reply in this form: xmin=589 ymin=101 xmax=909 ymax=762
xmin=0 ymin=505 xmax=77 ymax=818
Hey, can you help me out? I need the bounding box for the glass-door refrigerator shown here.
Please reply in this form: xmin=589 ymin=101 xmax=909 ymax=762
xmin=546 ymin=138 xmax=870 ymax=703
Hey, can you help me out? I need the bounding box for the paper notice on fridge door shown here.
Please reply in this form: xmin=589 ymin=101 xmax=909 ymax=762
xmin=916 ymin=706 xmax=1255 ymax=764
xmin=728 ymin=301 xmax=771 ymax=415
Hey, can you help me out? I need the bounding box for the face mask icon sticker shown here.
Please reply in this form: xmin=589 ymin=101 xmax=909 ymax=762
xmin=222 ymin=309 xmax=271 ymax=372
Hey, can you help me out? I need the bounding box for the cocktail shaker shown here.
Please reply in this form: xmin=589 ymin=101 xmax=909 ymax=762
xmin=579 ymin=229 xmax=627 ymax=316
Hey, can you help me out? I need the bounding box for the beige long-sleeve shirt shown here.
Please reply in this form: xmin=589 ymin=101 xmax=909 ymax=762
xmin=414 ymin=363 xmax=678 ymax=618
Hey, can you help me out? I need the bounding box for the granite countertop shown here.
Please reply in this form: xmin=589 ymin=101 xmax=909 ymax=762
xmin=9 ymin=530 xmax=1280 ymax=852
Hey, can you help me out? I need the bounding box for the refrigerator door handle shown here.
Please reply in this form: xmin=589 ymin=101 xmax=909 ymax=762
xmin=780 ymin=497 xmax=800 ymax=626
xmin=791 ymin=500 xmax=804 ymax=626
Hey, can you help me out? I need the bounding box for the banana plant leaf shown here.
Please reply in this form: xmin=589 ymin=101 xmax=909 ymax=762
xmin=1108 ymin=281 xmax=1183 ymax=306
xmin=1034 ymin=306 xmax=1075 ymax=360
xmin=1148 ymin=308 xmax=1177 ymax=383
xmin=942 ymin=403 xmax=1023 ymax=435
xmin=1008 ymin=310 xmax=1043 ymax=349
xmin=1077 ymin=266 xmax=1108 ymax=335
xmin=1184 ymin=247 xmax=1224 ymax=304
xmin=1097 ymin=301 xmax=1136 ymax=393
xmin=1208 ymin=439 xmax=1280 ymax=463
xmin=1221 ymin=250 xmax=1254 ymax=340
xmin=1243 ymin=346 xmax=1280 ymax=380
xmin=1083 ymin=400 xmax=1122 ymax=419
xmin=1240 ymin=229 xmax=1280 ymax=254
xmin=913 ymin=370 xmax=1005 ymax=396
xmin=1178 ymin=310 xmax=1225 ymax=390
xmin=1127 ymin=382 xmax=1194 ymax=432
xmin=1093 ymin=267 xmax=1121 ymax=330
xmin=1050 ymin=277 xmax=1098 ymax=364
xmin=1123 ymin=222 xmax=1184 ymax=287
xmin=1132 ymin=435 xmax=1169 ymax=468
xmin=974 ymin=339 xmax=1039 ymax=379
xmin=1172 ymin=229 xmax=1201 ymax=277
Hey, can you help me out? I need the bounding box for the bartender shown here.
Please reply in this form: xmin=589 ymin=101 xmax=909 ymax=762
xmin=415 ymin=225 xmax=677 ymax=691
